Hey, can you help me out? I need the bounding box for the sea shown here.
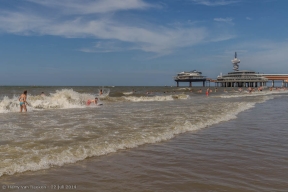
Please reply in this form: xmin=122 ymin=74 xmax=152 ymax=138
xmin=0 ymin=86 xmax=287 ymax=192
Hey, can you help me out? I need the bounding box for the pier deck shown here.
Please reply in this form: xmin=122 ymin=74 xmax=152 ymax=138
xmin=262 ymin=74 xmax=288 ymax=87
xmin=174 ymin=78 xmax=207 ymax=87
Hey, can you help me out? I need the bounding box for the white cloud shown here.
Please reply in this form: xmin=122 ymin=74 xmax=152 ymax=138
xmin=246 ymin=17 xmax=252 ymax=20
xmin=214 ymin=17 xmax=233 ymax=23
xmin=0 ymin=0 xmax=235 ymax=55
xmin=210 ymin=34 xmax=236 ymax=42
xmin=26 ymin=0 xmax=152 ymax=15
xmin=79 ymin=41 xmax=126 ymax=53
xmin=0 ymin=11 xmax=50 ymax=35
xmin=214 ymin=17 xmax=234 ymax=26
xmin=192 ymin=0 xmax=239 ymax=6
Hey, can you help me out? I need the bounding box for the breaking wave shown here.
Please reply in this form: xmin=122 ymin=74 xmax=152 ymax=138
xmin=0 ymin=89 xmax=97 ymax=113
xmin=219 ymin=90 xmax=288 ymax=98
xmin=123 ymin=94 xmax=189 ymax=102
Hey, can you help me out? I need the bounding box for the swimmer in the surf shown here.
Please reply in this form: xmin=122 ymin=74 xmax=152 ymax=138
xmin=19 ymin=90 xmax=28 ymax=112
xmin=87 ymin=97 xmax=98 ymax=105
xmin=248 ymin=87 xmax=252 ymax=94
xmin=206 ymin=88 xmax=209 ymax=96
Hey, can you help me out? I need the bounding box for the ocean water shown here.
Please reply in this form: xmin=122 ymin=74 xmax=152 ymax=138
xmin=0 ymin=86 xmax=287 ymax=192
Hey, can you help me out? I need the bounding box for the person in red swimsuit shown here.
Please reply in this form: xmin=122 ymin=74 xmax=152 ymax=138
xmin=206 ymin=88 xmax=209 ymax=97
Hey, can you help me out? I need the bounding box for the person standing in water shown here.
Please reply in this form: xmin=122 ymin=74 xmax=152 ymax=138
xmin=19 ymin=90 xmax=28 ymax=112
xmin=206 ymin=88 xmax=210 ymax=96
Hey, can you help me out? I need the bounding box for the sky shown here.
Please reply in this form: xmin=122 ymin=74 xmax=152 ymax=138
xmin=0 ymin=0 xmax=288 ymax=86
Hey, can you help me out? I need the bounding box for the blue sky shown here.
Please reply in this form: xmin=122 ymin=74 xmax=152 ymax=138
xmin=0 ymin=0 xmax=287 ymax=86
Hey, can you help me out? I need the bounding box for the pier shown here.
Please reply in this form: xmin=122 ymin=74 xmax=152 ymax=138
xmin=175 ymin=78 xmax=207 ymax=87
xmin=173 ymin=53 xmax=288 ymax=88
xmin=262 ymin=74 xmax=288 ymax=87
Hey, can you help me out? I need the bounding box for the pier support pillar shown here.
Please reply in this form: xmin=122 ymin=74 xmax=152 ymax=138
xmin=177 ymin=81 xmax=179 ymax=87
xmin=272 ymin=80 xmax=275 ymax=87
xmin=189 ymin=81 xmax=192 ymax=87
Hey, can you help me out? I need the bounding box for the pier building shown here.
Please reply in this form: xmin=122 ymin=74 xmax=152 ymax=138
xmin=215 ymin=53 xmax=268 ymax=87
xmin=174 ymin=70 xmax=207 ymax=87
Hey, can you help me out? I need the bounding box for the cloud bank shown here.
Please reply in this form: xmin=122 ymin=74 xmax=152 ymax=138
xmin=26 ymin=0 xmax=152 ymax=14
xmin=0 ymin=0 xmax=234 ymax=55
